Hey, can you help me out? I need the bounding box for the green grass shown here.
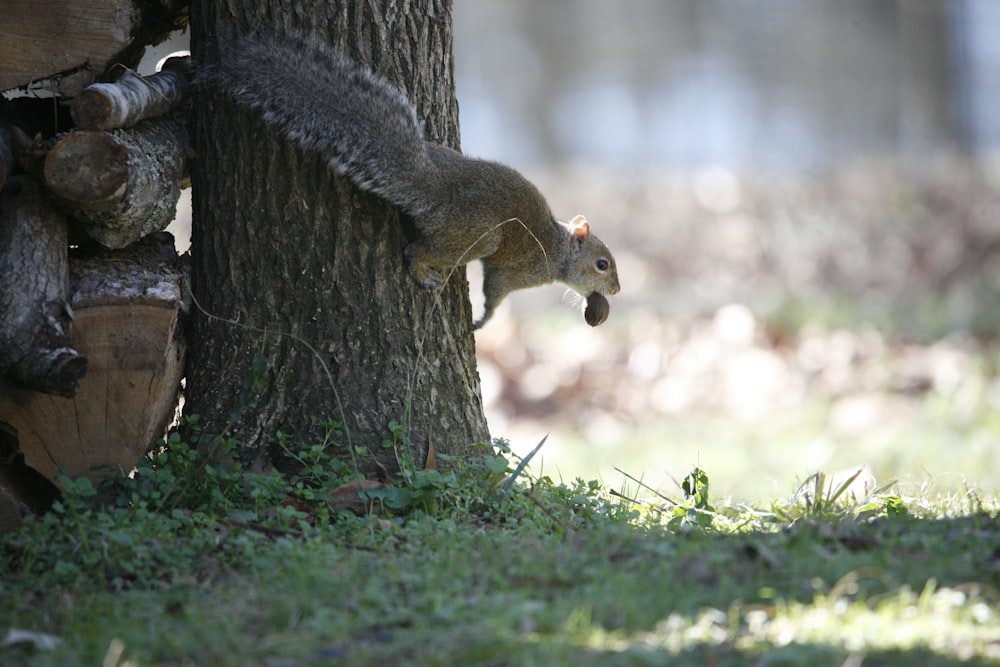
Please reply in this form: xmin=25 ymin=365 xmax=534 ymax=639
xmin=2 ymin=432 xmax=999 ymax=667
xmin=544 ymin=402 xmax=1000 ymax=504
xmin=502 ymin=328 xmax=1000 ymax=504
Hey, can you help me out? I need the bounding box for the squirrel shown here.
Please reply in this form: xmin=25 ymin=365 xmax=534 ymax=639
xmin=195 ymin=31 xmax=620 ymax=329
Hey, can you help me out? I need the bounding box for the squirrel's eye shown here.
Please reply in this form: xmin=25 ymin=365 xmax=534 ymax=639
xmin=595 ymin=258 xmax=609 ymax=272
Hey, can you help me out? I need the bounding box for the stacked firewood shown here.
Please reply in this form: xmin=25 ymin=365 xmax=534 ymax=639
xmin=0 ymin=1 xmax=189 ymax=517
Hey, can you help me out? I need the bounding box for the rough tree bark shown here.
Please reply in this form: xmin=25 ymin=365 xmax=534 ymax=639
xmin=0 ymin=177 xmax=86 ymax=397
xmin=186 ymin=1 xmax=489 ymax=474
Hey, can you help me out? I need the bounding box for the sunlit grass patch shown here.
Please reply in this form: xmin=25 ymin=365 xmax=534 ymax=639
xmin=590 ymin=579 xmax=1000 ymax=664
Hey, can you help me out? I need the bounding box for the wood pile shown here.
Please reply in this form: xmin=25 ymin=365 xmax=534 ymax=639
xmin=0 ymin=1 xmax=189 ymax=527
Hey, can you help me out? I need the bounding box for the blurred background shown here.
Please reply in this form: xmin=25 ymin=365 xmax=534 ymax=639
xmin=158 ymin=0 xmax=1000 ymax=502
xmin=454 ymin=0 xmax=1000 ymax=502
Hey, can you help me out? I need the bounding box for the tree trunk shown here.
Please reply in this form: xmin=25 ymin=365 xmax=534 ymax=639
xmin=186 ymin=1 xmax=489 ymax=475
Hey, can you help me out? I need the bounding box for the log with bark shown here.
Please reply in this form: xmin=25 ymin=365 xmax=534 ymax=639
xmin=43 ymin=113 xmax=188 ymax=248
xmin=0 ymin=233 xmax=187 ymax=492
xmin=0 ymin=177 xmax=87 ymax=397
xmin=71 ymin=56 xmax=191 ymax=131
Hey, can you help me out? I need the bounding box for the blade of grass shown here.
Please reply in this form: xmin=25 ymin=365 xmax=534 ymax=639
xmin=499 ymin=434 xmax=548 ymax=498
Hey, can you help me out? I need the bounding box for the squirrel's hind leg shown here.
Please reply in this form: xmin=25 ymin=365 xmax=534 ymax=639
xmin=473 ymin=263 xmax=511 ymax=329
xmin=471 ymin=305 xmax=496 ymax=330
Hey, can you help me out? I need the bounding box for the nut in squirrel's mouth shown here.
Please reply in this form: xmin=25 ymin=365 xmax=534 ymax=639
xmin=584 ymin=291 xmax=611 ymax=326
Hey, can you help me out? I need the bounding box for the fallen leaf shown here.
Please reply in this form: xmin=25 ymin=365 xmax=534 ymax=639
xmin=425 ymin=439 xmax=437 ymax=470
xmin=329 ymin=479 xmax=384 ymax=515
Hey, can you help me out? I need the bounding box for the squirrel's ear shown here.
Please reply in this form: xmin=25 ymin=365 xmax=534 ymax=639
xmin=569 ymin=215 xmax=590 ymax=240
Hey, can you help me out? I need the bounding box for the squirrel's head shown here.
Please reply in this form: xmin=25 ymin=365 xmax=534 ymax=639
xmin=559 ymin=215 xmax=620 ymax=327
xmin=560 ymin=215 xmax=620 ymax=326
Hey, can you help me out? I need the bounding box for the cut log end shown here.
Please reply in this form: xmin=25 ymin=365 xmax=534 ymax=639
xmin=43 ymin=131 xmax=129 ymax=203
xmin=68 ymin=88 xmax=115 ymax=132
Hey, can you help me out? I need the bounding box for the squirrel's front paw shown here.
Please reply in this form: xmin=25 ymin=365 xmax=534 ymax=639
xmin=407 ymin=260 xmax=444 ymax=290
xmin=405 ymin=243 xmax=446 ymax=290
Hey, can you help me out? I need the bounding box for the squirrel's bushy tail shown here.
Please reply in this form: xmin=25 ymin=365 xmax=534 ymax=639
xmin=195 ymin=32 xmax=429 ymax=212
